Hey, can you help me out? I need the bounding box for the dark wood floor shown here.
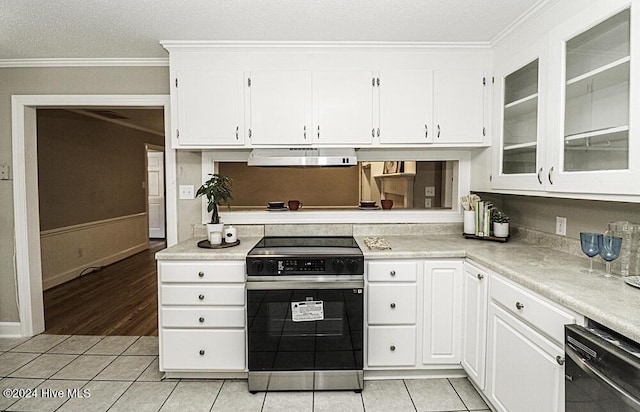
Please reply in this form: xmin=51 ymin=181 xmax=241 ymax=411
xmin=43 ymin=240 xmax=166 ymax=336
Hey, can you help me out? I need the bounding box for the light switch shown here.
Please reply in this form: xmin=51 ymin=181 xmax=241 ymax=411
xmin=0 ymin=164 xmax=10 ymax=180
xmin=179 ymin=185 xmax=195 ymax=199
xmin=424 ymin=198 xmax=432 ymax=208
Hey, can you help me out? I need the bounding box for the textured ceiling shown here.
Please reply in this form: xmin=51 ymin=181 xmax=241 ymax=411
xmin=1 ymin=0 xmax=541 ymax=60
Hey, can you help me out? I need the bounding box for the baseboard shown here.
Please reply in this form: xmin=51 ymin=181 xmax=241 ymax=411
xmin=42 ymin=242 xmax=149 ymax=290
xmin=0 ymin=322 xmax=23 ymax=337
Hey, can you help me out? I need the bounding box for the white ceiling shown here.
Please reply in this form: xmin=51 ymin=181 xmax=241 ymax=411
xmin=1 ymin=0 xmax=542 ymax=60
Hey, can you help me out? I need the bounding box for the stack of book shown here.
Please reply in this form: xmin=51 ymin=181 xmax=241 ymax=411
xmin=473 ymin=200 xmax=493 ymax=238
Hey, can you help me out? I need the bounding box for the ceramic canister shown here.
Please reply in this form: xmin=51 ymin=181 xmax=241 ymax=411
xmin=224 ymin=226 xmax=238 ymax=243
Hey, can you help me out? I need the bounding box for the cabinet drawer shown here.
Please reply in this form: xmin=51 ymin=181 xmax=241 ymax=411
xmin=161 ymin=284 xmax=245 ymax=306
xmin=161 ymin=329 xmax=245 ymax=371
xmin=368 ymin=261 xmax=417 ymax=282
xmin=367 ymin=284 xmax=417 ymax=325
xmin=490 ymin=274 xmax=576 ymax=344
xmin=367 ymin=326 xmax=416 ymax=367
xmin=159 ymin=260 xmax=245 ymax=283
xmin=161 ymin=307 xmax=245 ymax=328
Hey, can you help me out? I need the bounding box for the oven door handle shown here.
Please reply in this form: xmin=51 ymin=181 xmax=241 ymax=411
xmin=566 ymin=345 xmax=640 ymax=409
xmin=246 ymin=280 xmax=363 ymax=290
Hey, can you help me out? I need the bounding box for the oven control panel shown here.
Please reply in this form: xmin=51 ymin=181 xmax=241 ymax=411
xmin=247 ymin=256 xmax=364 ymax=276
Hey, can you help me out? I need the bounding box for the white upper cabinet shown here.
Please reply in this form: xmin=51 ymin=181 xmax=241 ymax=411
xmin=175 ymin=70 xmax=245 ymax=146
xmin=546 ymin=0 xmax=639 ymax=194
xmin=491 ymin=39 xmax=547 ymax=191
xmin=433 ymin=69 xmax=486 ymax=144
xmin=248 ymin=70 xmax=312 ymax=145
xmin=313 ymin=71 xmax=375 ymax=145
xmin=378 ymin=70 xmax=434 ymax=144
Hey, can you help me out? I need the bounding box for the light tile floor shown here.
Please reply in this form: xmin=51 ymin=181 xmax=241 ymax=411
xmin=0 ymin=335 xmax=490 ymax=412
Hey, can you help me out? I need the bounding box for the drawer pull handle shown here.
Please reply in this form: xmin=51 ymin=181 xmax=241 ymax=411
xmin=515 ymin=301 xmax=524 ymax=310
xmin=556 ymin=355 xmax=565 ymax=365
xmin=198 ymin=271 xmax=204 ymax=278
xmin=199 ymin=350 xmax=205 ymax=356
xmin=390 ymin=345 xmax=396 ymax=352
xmin=390 ymin=270 xmax=396 ymax=277
xmin=390 ymin=303 xmax=396 ymax=309
xmin=199 ymin=317 xmax=205 ymax=323
xmin=477 ymin=273 xmax=484 ymax=280
xmin=198 ymin=294 xmax=205 ymax=301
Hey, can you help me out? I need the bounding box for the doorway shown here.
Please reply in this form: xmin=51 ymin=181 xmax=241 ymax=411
xmin=146 ymin=144 xmax=166 ymax=239
xmin=12 ymin=95 xmax=174 ymax=337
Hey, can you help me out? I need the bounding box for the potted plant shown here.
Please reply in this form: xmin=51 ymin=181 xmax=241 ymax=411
xmin=196 ymin=173 xmax=233 ymax=243
xmin=491 ymin=209 xmax=510 ymax=238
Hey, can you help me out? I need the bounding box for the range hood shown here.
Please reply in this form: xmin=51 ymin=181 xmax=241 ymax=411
xmin=247 ymin=148 xmax=357 ymax=167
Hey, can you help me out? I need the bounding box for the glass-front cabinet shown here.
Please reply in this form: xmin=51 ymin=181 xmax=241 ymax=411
xmin=547 ymin=0 xmax=639 ymax=195
xmin=492 ymin=39 xmax=547 ymax=191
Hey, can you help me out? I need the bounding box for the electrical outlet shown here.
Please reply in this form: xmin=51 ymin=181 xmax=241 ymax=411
xmin=424 ymin=198 xmax=432 ymax=208
xmin=425 ymin=186 xmax=435 ymax=197
xmin=556 ymin=216 xmax=567 ymax=236
xmin=179 ymin=185 xmax=194 ymax=199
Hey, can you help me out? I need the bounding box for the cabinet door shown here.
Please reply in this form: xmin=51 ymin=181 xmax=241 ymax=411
xmin=248 ymin=70 xmax=312 ymax=145
xmin=313 ymin=71 xmax=374 ymax=145
xmin=486 ymin=302 xmax=564 ymax=412
xmin=422 ymin=260 xmax=462 ymax=364
xmin=379 ymin=70 xmax=433 ymax=144
xmin=547 ymin=0 xmax=639 ymax=194
xmin=368 ymin=283 xmax=417 ymax=325
xmin=461 ymin=262 xmax=488 ymax=390
xmin=367 ymin=325 xmax=417 ymax=367
xmin=491 ymin=38 xmax=548 ymax=191
xmin=176 ymin=70 xmax=244 ymax=146
xmin=433 ymin=70 xmax=485 ymax=144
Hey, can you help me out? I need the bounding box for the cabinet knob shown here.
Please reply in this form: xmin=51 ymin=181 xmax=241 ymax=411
xmin=198 ymin=271 xmax=204 ymax=278
xmin=199 ymin=350 xmax=205 ymax=356
xmin=390 ymin=345 xmax=396 ymax=352
xmin=477 ymin=273 xmax=484 ymax=280
xmin=556 ymin=355 xmax=565 ymax=365
xmin=390 ymin=270 xmax=396 ymax=277
xmin=515 ymin=301 xmax=524 ymax=310
xmin=199 ymin=317 xmax=205 ymax=323
xmin=390 ymin=303 xmax=396 ymax=309
xmin=198 ymin=294 xmax=205 ymax=301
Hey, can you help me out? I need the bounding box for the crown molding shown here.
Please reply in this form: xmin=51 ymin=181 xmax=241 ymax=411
xmin=490 ymin=0 xmax=559 ymax=46
xmin=0 ymin=58 xmax=168 ymax=68
xmin=160 ymin=40 xmax=492 ymax=53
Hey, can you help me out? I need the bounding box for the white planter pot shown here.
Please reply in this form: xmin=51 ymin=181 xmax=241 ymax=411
xmin=206 ymin=223 xmax=224 ymax=244
xmin=493 ymin=222 xmax=509 ymax=238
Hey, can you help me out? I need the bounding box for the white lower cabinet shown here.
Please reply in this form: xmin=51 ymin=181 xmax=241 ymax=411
xmin=366 ymin=259 xmax=462 ymax=370
xmin=485 ymin=272 xmax=583 ymax=412
xmin=422 ymin=261 xmax=463 ymax=364
xmin=158 ymin=260 xmax=246 ymax=373
xmin=486 ymin=302 xmax=564 ymax=412
xmin=461 ymin=261 xmax=488 ymax=390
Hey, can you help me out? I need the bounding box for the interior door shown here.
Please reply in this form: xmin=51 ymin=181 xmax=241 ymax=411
xmin=147 ymin=149 xmax=165 ymax=238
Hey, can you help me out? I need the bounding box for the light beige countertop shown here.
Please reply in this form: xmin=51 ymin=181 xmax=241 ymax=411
xmin=156 ymin=236 xmax=263 ymax=260
xmin=155 ymin=231 xmax=640 ymax=343
xmin=356 ymin=234 xmax=640 ymax=343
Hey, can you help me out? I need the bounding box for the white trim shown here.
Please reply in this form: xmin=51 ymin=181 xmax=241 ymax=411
xmin=0 ymin=58 xmax=169 ymax=68
xmin=0 ymin=322 xmax=23 ymax=338
xmin=490 ymin=0 xmax=559 ymax=46
xmin=40 ymin=212 xmax=148 ymax=237
xmin=11 ymin=94 xmax=174 ymax=337
xmin=160 ymin=40 xmax=491 ymax=53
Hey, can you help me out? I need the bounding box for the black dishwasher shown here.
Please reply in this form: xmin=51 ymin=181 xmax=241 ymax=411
xmin=565 ymin=322 xmax=640 ymax=411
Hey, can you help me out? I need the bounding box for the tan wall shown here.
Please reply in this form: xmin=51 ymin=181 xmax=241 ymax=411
xmin=477 ymin=193 xmax=640 ymax=239
xmin=0 ymin=66 xmax=169 ymax=323
xmin=218 ymin=162 xmax=360 ymax=207
xmin=37 ymin=109 xmax=164 ymax=230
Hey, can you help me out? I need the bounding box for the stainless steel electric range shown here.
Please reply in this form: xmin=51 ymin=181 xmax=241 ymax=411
xmin=246 ymin=236 xmax=364 ymax=392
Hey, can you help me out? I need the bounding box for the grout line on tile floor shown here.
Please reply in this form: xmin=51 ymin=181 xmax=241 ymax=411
xmin=402 ymin=379 xmax=419 ymax=412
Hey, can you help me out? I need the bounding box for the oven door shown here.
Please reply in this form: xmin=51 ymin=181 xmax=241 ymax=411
xmin=246 ymin=280 xmax=363 ymax=391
